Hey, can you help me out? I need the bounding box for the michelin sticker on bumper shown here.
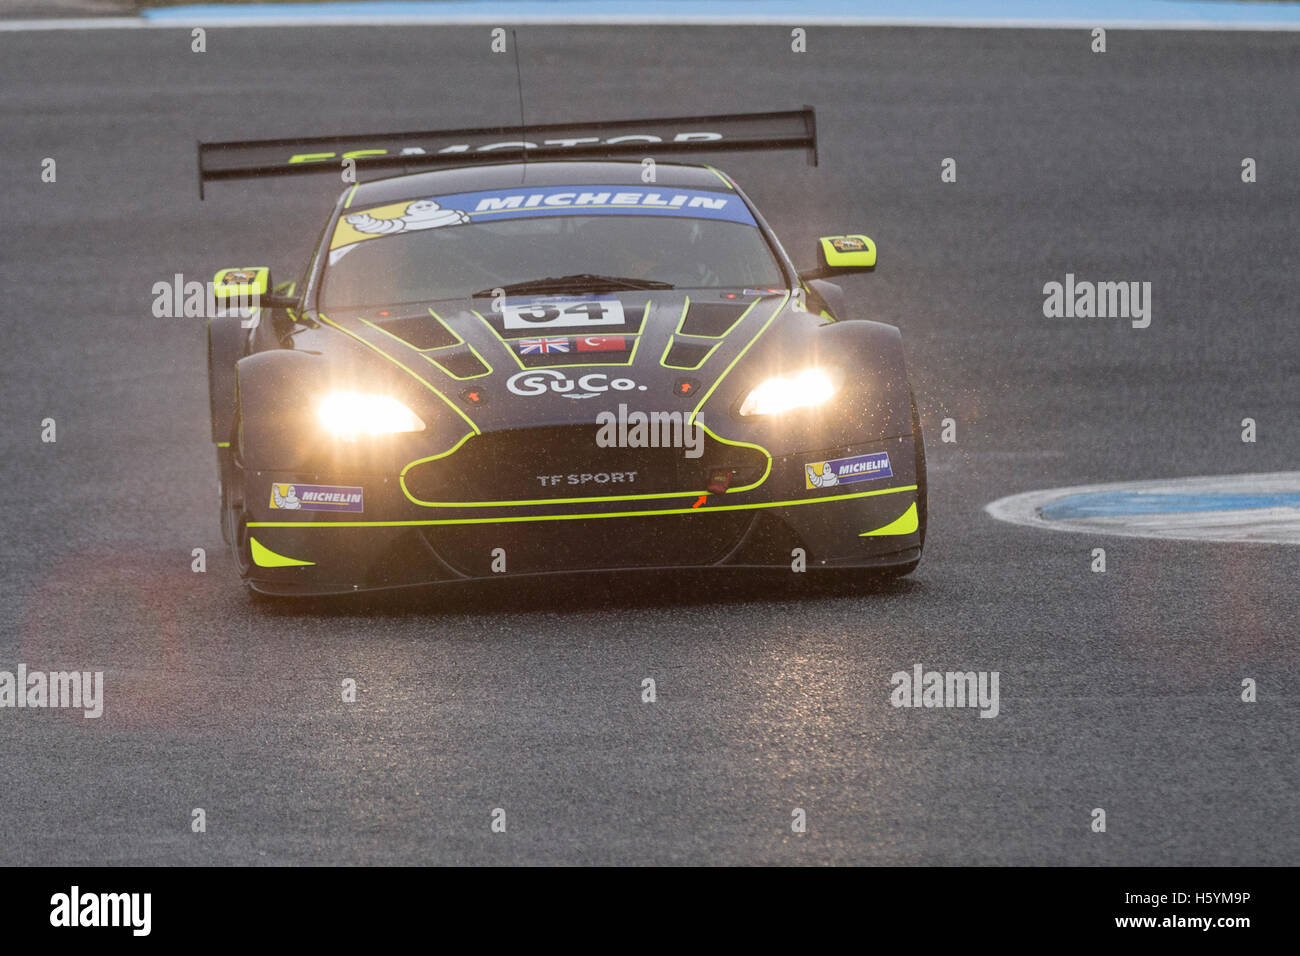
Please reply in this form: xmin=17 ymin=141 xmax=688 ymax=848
xmin=270 ymin=483 xmax=364 ymax=513
xmin=805 ymin=452 xmax=892 ymax=489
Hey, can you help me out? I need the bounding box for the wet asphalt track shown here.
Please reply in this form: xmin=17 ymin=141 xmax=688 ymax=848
xmin=0 ymin=23 xmax=1297 ymax=865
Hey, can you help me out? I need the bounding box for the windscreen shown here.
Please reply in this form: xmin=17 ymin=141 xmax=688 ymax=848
xmin=320 ymin=184 xmax=786 ymax=308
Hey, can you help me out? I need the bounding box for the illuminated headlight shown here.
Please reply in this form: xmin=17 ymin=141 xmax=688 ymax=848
xmin=317 ymin=391 xmax=425 ymax=439
xmin=738 ymin=368 xmax=841 ymax=416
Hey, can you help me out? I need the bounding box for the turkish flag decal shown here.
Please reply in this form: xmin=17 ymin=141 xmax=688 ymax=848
xmin=575 ymin=335 xmax=627 ymax=352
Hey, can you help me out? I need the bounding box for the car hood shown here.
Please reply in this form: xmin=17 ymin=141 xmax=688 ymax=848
xmin=304 ymin=288 xmax=812 ymax=433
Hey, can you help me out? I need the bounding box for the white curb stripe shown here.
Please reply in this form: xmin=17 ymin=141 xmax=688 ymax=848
xmin=986 ymin=472 xmax=1300 ymax=545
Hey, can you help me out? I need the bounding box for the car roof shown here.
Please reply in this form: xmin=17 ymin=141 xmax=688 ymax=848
xmin=346 ymin=160 xmax=733 ymax=206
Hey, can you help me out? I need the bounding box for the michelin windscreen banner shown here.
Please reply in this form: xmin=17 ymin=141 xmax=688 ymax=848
xmin=329 ymin=185 xmax=756 ymax=260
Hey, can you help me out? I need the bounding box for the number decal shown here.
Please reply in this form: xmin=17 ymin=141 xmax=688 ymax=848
xmin=501 ymin=296 xmax=625 ymax=330
xmin=565 ymin=301 xmax=608 ymax=322
xmin=513 ymin=303 xmax=561 ymax=324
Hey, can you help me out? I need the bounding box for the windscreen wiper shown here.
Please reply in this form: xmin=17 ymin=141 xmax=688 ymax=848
xmin=472 ymin=274 xmax=676 ymax=297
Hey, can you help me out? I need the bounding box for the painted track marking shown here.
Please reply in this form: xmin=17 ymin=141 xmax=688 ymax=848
xmin=986 ymin=472 xmax=1300 ymax=545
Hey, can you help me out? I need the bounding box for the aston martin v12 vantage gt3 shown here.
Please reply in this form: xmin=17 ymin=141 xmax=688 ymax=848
xmin=200 ymin=109 xmax=926 ymax=595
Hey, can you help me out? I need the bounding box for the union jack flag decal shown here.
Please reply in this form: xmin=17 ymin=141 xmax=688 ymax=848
xmin=518 ymin=337 xmax=570 ymax=354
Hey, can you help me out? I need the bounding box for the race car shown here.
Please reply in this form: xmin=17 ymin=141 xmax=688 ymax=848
xmin=200 ymin=109 xmax=926 ymax=595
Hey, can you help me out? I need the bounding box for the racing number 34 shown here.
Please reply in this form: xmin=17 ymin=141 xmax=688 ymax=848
xmin=501 ymin=297 xmax=626 ymax=330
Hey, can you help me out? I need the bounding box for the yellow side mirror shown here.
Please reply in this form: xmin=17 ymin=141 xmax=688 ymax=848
xmin=212 ymin=266 xmax=269 ymax=299
xmin=817 ymin=234 xmax=876 ymax=271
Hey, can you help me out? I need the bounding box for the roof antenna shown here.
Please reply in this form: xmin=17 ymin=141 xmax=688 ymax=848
xmin=512 ymin=28 xmax=527 ymax=181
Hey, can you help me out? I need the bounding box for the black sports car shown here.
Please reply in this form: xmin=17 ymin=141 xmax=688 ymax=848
xmin=201 ymin=110 xmax=926 ymax=595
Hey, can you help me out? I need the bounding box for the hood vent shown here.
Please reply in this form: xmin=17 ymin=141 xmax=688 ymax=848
xmin=427 ymin=348 xmax=490 ymax=379
xmin=679 ymin=300 xmax=752 ymax=337
xmin=662 ymin=340 xmax=717 ymax=370
xmin=375 ymin=311 xmax=460 ymax=351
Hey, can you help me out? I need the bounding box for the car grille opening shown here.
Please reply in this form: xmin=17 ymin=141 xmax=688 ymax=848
xmin=403 ymin=425 xmax=767 ymax=503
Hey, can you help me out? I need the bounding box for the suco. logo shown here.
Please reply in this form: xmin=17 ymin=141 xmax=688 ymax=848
xmin=506 ymin=369 xmax=648 ymax=399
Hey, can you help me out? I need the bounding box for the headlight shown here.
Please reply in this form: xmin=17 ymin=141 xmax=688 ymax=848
xmin=317 ymin=391 xmax=425 ymax=439
xmin=738 ymin=368 xmax=840 ymax=416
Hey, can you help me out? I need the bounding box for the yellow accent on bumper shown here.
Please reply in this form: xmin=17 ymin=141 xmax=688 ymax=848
xmin=249 ymin=536 xmax=315 ymax=568
xmin=860 ymin=502 xmax=918 ymax=537
xmin=253 ymin=484 xmax=918 ymax=528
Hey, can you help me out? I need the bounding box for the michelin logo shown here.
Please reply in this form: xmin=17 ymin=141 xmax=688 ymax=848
xmin=805 ymin=452 xmax=892 ymax=489
xmin=447 ymin=185 xmax=757 ymax=225
xmin=269 ymin=483 xmax=364 ymax=513
xmin=345 ymin=199 xmax=469 ymax=235
xmin=334 ymin=187 xmax=756 ymax=247
xmin=473 ymin=190 xmax=728 ymax=213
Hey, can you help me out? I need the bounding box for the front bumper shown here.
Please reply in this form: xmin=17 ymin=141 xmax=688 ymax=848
xmin=239 ymin=434 xmax=921 ymax=595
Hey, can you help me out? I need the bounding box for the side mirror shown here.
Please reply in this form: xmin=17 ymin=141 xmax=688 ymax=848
xmin=800 ymin=234 xmax=877 ymax=280
xmin=213 ymin=266 xmax=269 ymax=303
xmin=212 ymin=267 xmax=299 ymax=335
xmin=213 ymin=266 xmax=298 ymax=309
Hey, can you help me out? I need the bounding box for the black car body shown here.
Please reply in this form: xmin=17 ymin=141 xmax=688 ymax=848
xmin=202 ymin=112 xmax=926 ymax=595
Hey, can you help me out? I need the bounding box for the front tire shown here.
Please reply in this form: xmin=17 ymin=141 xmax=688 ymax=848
xmin=911 ymin=385 xmax=928 ymax=551
xmin=220 ymin=409 xmax=254 ymax=576
xmin=208 ymin=314 xmax=248 ymax=543
xmin=880 ymin=384 xmax=926 ymax=578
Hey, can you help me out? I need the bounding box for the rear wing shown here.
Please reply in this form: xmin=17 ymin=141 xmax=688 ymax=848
xmin=197 ymin=107 xmax=816 ymax=198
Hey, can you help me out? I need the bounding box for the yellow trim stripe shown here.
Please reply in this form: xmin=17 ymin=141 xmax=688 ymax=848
xmin=426 ymin=339 xmax=493 ymax=380
xmin=469 ymin=308 xmax=526 ymax=370
xmin=703 ymin=166 xmax=734 ymax=189
xmin=660 ymin=294 xmax=771 ymax=378
xmin=670 ymin=296 xmax=691 ymax=334
xmin=690 ymin=292 xmax=789 ymax=419
xmin=860 ymin=502 xmax=919 ymax=536
xmin=698 ymin=422 xmax=771 ymax=490
xmin=660 ymin=337 xmax=722 ymax=370
xmin=316 ymin=312 xmax=481 ymax=434
xmin=396 ymin=418 xmax=771 ymax=509
xmin=359 ymin=292 xmax=784 ymax=510
xmin=250 ymin=484 xmax=917 ymax=528
xmin=398 ymin=430 xmax=477 ymax=489
xmin=249 ymin=536 xmax=315 ymax=567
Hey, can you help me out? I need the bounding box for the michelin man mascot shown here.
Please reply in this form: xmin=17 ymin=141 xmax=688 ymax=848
xmin=345 ymin=199 xmax=469 ymax=235
xmin=805 ymin=462 xmax=839 ymax=489
xmin=272 ymin=484 xmax=302 ymax=510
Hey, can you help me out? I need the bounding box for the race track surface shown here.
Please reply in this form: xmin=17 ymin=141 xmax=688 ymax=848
xmin=0 ymin=23 xmax=1296 ymax=864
